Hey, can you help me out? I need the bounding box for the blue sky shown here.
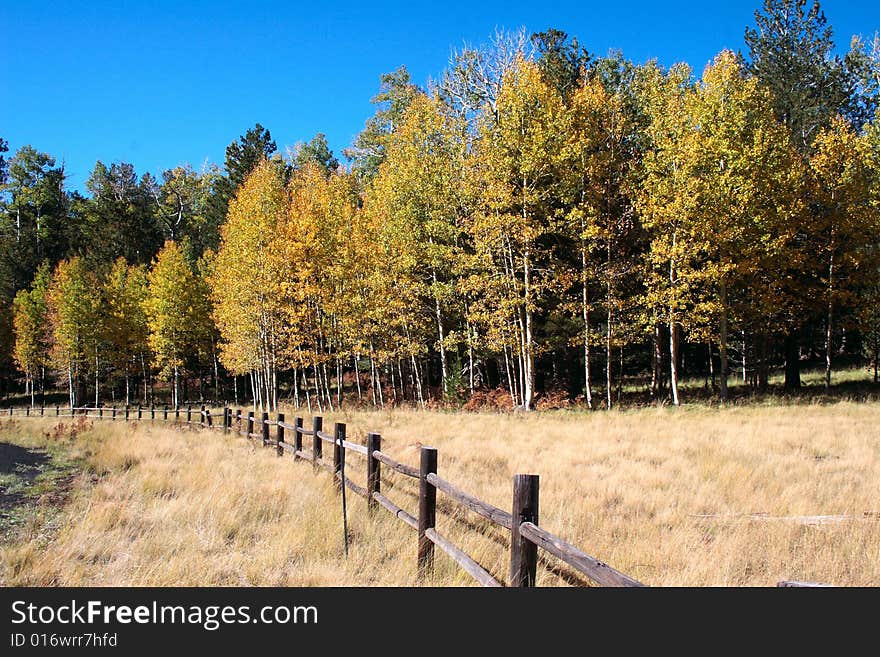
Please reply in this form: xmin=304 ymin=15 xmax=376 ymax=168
xmin=1 ymin=1 xmax=877 ymax=192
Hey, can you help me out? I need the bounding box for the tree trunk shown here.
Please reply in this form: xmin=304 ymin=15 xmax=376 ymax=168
xmin=68 ymin=362 xmax=75 ymax=409
xmin=718 ymin=283 xmax=729 ymax=402
xmin=581 ymin=242 xmax=593 ymax=410
xmin=669 ymin=321 xmax=680 ymax=407
xmin=825 ymin=252 xmax=834 ymax=393
xmin=432 ymin=266 xmax=448 ymax=396
xmin=784 ymin=329 xmax=801 ymax=390
xmin=353 ymin=354 xmax=362 ymax=401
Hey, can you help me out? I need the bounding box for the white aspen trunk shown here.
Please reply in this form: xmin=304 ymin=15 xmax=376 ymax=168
xmin=397 ymin=359 xmax=406 ymax=402
xmin=173 ymin=365 xmax=179 ymax=409
xmin=742 ymin=331 xmax=747 ymax=383
xmin=234 ymin=375 xmax=239 ymax=406
xmin=670 ymin=230 xmax=680 ymax=407
xmin=389 ymin=360 xmax=397 ymax=405
xmin=719 ymin=282 xmax=729 ymax=402
xmin=412 ymin=354 xmax=424 ymax=408
xmin=68 ymin=361 xmax=75 ymax=409
xmin=302 ymin=370 xmax=312 ymax=414
xmin=375 ymin=359 xmax=384 ymax=409
xmin=466 ymin=318 xmax=475 ymax=394
xmin=431 ymin=266 xmax=448 ymax=395
xmin=354 ymin=353 xmax=362 ymax=401
xmin=369 ymin=350 xmax=378 ymax=407
xmin=313 ymin=365 xmax=323 ymax=413
xmin=125 ymin=373 xmax=131 ymax=406
xmin=323 ymin=362 xmax=334 ymax=412
xmin=141 ymin=354 xmax=148 ymax=405
xmin=606 ymin=303 xmax=613 ymax=411
xmin=213 ymin=353 xmax=220 ymax=402
xmin=825 ymin=250 xmax=834 ymax=393
xmin=581 ymin=239 xmax=593 ymax=410
xmin=336 ymin=357 xmax=343 ymax=407
xmin=95 ymin=349 xmax=99 ymax=408
xmin=292 ymin=368 xmax=299 ymax=409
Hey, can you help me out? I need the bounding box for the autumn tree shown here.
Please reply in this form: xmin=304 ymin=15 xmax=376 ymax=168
xmin=145 ymin=240 xmax=211 ymax=407
xmin=47 ymin=257 xmax=103 ymax=408
xmin=104 ymin=258 xmax=150 ymax=404
xmin=209 ymin=160 xmax=288 ymax=411
xmin=12 ymin=262 xmax=51 ymax=405
xmin=466 ymin=57 xmax=568 ymax=410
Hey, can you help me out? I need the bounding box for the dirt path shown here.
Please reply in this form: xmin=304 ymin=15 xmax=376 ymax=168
xmin=0 ymin=440 xmax=78 ymax=547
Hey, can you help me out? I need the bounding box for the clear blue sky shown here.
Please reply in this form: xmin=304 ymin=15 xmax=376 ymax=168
xmin=1 ymin=1 xmax=877 ymax=192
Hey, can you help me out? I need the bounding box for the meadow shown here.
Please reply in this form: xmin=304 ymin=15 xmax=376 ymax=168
xmin=1 ymin=400 xmax=879 ymax=586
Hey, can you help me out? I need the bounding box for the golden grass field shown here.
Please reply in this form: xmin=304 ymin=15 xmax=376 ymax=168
xmin=1 ymin=401 xmax=879 ymax=586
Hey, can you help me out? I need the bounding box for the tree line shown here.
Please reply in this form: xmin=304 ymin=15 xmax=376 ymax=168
xmin=4 ymin=0 xmax=880 ymax=411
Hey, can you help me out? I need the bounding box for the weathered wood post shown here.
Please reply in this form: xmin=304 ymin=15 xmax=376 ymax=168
xmin=261 ymin=412 xmax=269 ymax=446
xmin=137 ymin=405 xmax=142 ymax=420
xmin=333 ymin=422 xmax=345 ymax=488
xmin=366 ymin=433 xmax=381 ymax=512
xmin=56 ymin=405 xmax=60 ymax=416
xmin=206 ymin=407 xmax=213 ymax=428
xmin=293 ymin=417 xmax=303 ymax=460
xmin=247 ymin=411 xmax=254 ymax=438
xmin=276 ymin=413 xmax=285 ymax=457
xmin=312 ymin=416 xmax=323 ymax=469
xmin=98 ymin=406 xmax=103 ymax=419
xmin=40 ymin=405 xmax=44 ymax=416
xmin=124 ymin=405 xmax=129 ymax=421
xmin=26 ymin=406 xmax=29 ymax=417
xmin=236 ymin=409 xmax=243 ymax=433
xmin=175 ymin=405 xmax=180 ymax=421
xmin=186 ymin=404 xmax=192 ymax=423
xmin=418 ymin=446 xmax=438 ymax=578
xmin=510 ymin=474 xmax=540 ymax=587
xmin=222 ymin=405 xmax=229 ymax=434
xmin=163 ymin=405 xmax=168 ymax=421
xmin=112 ymin=407 xmax=117 ymax=421
xmin=150 ymin=404 xmax=155 ymax=420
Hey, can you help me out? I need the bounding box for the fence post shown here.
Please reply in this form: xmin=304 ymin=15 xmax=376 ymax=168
xmin=125 ymin=405 xmax=129 ymax=421
xmin=276 ymin=413 xmax=285 ymax=457
xmin=112 ymin=407 xmax=117 ymax=421
xmin=186 ymin=404 xmax=192 ymax=423
xmin=247 ymin=411 xmax=254 ymax=439
xmin=293 ymin=417 xmax=303 ymax=460
xmin=163 ymin=405 xmax=168 ymax=421
xmin=206 ymin=408 xmax=213 ymax=428
xmin=312 ymin=416 xmax=323 ymax=469
xmin=56 ymin=405 xmax=60 ymax=417
xmin=175 ymin=405 xmax=180 ymax=421
xmin=418 ymin=446 xmax=438 ymax=579
xmin=222 ymin=406 xmax=229 ymax=434
xmin=261 ymin=412 xmax=269 ymax=446
xmin=99 ymin=406 xmax=103 ymax=419
xmin=150 ymin=404 xmax=155 ymax=420
xmin=333 ymin=423 xmax=346 ymax=489
xmin=40 ymin=405 xmax=44 ymax=416
xmin=200 ymin=404 xmax=206 ymax=427
xmin=366 ymin=433 xmax=381 ymax=512
xmin=236 ymin=409 xmax=243 ymax=433
xmin=26 ymin=406 xmax=29 ymax=417
xmin=510 ymin=474 xmax=540 ymax=587
xmin=138 ymin=405 xmax=142 ymax=420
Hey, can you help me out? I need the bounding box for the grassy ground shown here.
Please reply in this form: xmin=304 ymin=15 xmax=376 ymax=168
xmin=1 ymin=401 xmax=879 ymax=586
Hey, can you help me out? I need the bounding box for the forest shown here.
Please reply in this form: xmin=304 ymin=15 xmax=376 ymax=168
xmin=3 ymin=0 xmax=880 ymax=412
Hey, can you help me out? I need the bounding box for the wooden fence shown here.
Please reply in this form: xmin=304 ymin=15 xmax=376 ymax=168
xmin=4 ymin=404 xmax=829 ymax=587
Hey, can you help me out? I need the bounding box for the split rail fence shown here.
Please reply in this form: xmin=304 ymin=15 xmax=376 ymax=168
xmin=4 ymin=404 xmax=829 ymax=587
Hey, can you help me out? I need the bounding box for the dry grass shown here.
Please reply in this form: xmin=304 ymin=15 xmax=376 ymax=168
xmin=2 ymin=402 xmax=879 ymax=586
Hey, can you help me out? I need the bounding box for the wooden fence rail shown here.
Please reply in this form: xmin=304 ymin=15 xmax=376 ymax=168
xmin=4 ymin=403 xmax=831 ymax=587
